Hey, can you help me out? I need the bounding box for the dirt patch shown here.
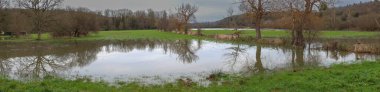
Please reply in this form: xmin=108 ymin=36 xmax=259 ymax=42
xmin=214 ymin=34 xmax=238 ymax=40
xmin=187 ymin=31 xmax=202 ymax=36
xmin=323 ymin=41 xmax=380 ymax=54
xmin=353 ymin=43 xmax=378 ymax=53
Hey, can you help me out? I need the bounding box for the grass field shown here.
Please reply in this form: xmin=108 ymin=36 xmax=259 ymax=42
xmin=0 ymin=30 xmax=199 ymax=42
xmin=1 ymin=60 xmax=380 ymax=92
xmin=0 ymin=30 xmax=379 ymax=42
xmin=200 ymin=30 xmax=380 ymax=38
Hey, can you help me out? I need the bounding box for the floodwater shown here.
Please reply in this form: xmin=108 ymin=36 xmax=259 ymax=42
xmin=0 ymin=40 xmax=379 ymax=84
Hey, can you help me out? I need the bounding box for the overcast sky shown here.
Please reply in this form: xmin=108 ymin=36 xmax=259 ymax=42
xmin=64 ymin=0 xmax=372 ymax=22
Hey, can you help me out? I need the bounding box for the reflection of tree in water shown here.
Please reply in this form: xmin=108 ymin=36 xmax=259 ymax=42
xmin=170 ymin=40 xmax=200 ymax=63
xmin=224 ymin=44 xmax=248 ymax=68
xmin=240 ymin=45 xmax=266 ymax=75
xmin=0 ymin=44 xmax=15 ymax=77
xmin=305 ymin=47 xmax=322 ymax=66
xmin=224 ymin=44 xmax=266 ymax=75
xmin=290 ymin=47 xmax=322 ymax=72
xmin=63 ymin=42 xmax=102 ymax=67
xmin=15 ymin=55 xmax=69 ymax=79
xmin=0 ymin=40 xmax=201 ymax=79
xmin=0 ymin=55 xmax=12 ymax=77
xmin=291 ymin=48 xmax=305 ymax=71
xmin=0 ymin=42 xmax=102 ymax=79
xmin=104 ymin=39 xmax=200 ymax=63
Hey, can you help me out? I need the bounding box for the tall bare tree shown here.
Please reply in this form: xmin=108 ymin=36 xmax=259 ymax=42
xmin=16 ymin=0 xmax=63 ymax=40
xmin=227 ymin=7 xmax=238 ymax=31
xmin=327 ymin=0 xmax=339 ymax=30
xmin=240 ymin=0 xmax=269 ymax=39
xmin=157 ymin=10 xmax=169 ymax=31
xmin=276 ymin=0 xmax=326 ymax=46
xmin=176 ymin=3 xmax=198 ymax=34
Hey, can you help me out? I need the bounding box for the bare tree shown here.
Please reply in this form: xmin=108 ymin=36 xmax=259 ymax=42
xmin=327 ymin=0 xmax=339 ymax=30
xmin=0 ymin=0 xmax=8 ymax=9
xmin=52 ymin=7 xmax=100 ymax=37
xmin=275 ymin=0 xmax=326 ymax=46
xmin=16 ymin=0 xmax=63 ymax=40
xmin=376 ymin=17 xmax=380 ymax=28
xmin=157 ymin=10 xmax=169 ymax=31
xmin=240 ymin=0 xmax=269 ymax=39
xmin=8 ymin=10 xmax=33 ymax=37
xmin=227 ymin=7 xmax=238 ymax=31
xmin=0 ymin=0 xmax=9 ymax=33
xmin=176 ymin=3 xmax=198 ymax=34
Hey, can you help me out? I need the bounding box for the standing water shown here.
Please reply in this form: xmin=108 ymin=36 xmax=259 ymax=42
xmin=0 ymin=40 xmax=379 ymax=84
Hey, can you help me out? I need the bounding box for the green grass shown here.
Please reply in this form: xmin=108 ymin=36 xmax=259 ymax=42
xmin=78 ymin=30 xmax=200 ymax=40
xmin=0 ymin=30 xmax=201 ymax=42
xmin=1 ymin=60 xmax=380 ymax=92
xmin=1 ymin=30 xmax=379 ymax=42
xmin=200 ymin=30 xmax=380 ymax=38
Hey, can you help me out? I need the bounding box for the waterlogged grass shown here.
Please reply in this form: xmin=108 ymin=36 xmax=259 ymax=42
xmin=0 ymin=30 xmax=378 ymax=42
xmin=200 ymin=30 xmax=289 ymax=38
xmin=78 ymin=30 xmax=200 ymax=40
xmin=0 ymin=30 xmax=201 ymax=42
xmin=1 ymin=61 xmax=380 ymax=92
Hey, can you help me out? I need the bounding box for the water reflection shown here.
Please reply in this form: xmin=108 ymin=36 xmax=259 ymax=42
xmin=103 ymin=40 xmax=200 ymax=63
xmin=0 ymin=42 xmax=102 ymax=80
xmin=290 ymin=48 xmax=305 ymax=71
xmin=0 ymin=55 xmax=11 ymax=77
xmin=0 ymin=39 xmax=378 ymax=83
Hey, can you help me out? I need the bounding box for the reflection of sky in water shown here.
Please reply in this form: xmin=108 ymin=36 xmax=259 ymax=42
xmin=0 ymin=40 xmax=378 ymax=84
xmin=66 ymin=40 xmax=378 ymax=83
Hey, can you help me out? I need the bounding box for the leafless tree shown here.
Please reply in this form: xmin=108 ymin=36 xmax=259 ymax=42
xmin=376 ymin=17 xmax=380 ymax=28
xmin=327 ymin=0 xmax=339 ymax=30
xmin=52 ymin=7 xmax=100 ymax=37
xmin=176 ymin=3 xmax=198 ymax=34
xmin=274 ymin=0 xmax=326 ymax=47
xmin=157 ymin=10 xmax=170 ymax=31
xmin=16 ymin=0 xmax=63 ymax=40
xmin=0 ymin=0 xmax=8 ymax=9
xmin=227 ymin=7 xmax=238 ymax=31
xmin=7 ymin=10 xmax=33 ymax=37
xmin=0 ymin=0 xmax=9 ymax=33
xmin=240 ymin=0 xmax=270 ymax=39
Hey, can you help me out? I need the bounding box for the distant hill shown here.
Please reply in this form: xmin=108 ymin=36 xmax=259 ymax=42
xmin=197 ymin=1 xmax=380 ymax=31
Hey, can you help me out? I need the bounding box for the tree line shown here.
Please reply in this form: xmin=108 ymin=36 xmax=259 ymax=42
xmin=0 ymin=0 xmax=198 ymax=40
xmin=1 ymin=0 xmax=377 ymax=47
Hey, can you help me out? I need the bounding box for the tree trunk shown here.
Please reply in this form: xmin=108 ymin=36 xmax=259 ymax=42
xmin=293 ymin=28 xmax=304 ymax=46
xmin=36 ymin=31 xmax=42 ymax=40
xmin=255 ymin=18 xmax=262 ymax=39
xmin=291 ymin=0 xmax=313 ymax=47
xmin=184 ymin=24 xmax=189 ymax=34
xmin=255 ymin=0 xmax=263 ymax=39
xmin=255 ymin=45 xmax=264 ymax=72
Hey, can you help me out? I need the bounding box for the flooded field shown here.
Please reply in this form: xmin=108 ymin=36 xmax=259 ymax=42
xmin=0 ymin=39 xmax=379 ymax=84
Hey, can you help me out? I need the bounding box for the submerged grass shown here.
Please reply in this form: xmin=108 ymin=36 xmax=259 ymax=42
xmin=1 ymin=60 xmax=380 ymax=92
